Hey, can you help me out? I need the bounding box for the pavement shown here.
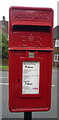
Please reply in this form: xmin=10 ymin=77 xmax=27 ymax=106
xmin=0 ymin=66 xmax=58 ymax=120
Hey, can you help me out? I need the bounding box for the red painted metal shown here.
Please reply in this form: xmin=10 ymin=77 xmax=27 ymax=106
xmin=9 ymin=6 xmax=53 ymax=112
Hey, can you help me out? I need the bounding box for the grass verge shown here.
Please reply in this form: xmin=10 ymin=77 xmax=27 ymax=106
xmin=0 ymin=66 xmax=8 ymax=71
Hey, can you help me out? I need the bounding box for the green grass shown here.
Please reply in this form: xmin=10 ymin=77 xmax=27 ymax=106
xmin=0 ymin=65 xmax=8 ymax=70
xmin=0 ymin=58 xmax=8 ymax=70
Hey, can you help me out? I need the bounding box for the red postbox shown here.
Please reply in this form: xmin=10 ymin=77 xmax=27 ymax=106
xmin=9 ymin=6 xmax=53 ymax=112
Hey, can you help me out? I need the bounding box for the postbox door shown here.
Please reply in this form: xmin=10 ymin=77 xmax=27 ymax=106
xmin=9 ymin=50 xmax=52 ymax=111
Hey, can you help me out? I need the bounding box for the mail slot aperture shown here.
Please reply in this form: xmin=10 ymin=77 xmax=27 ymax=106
xmin=13 ymin=25 xmax=50 ymax=32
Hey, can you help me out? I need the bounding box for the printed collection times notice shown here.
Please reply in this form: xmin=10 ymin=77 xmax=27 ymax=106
xmin=22 ymin=61 xmax=40 ymax=94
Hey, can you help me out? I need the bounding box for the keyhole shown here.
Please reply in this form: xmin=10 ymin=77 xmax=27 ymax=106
xmin=18 ymin=79 xmax=20 ymax=82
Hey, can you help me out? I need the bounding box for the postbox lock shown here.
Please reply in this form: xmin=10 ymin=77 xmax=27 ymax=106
xmin=18 ymin=79 xmax=20 ymax=82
